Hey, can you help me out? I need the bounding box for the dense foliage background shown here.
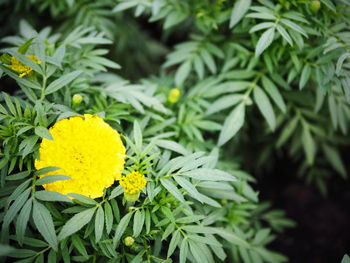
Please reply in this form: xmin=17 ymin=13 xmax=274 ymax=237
xmin=0 ymin=0 xmax=349 ymax=262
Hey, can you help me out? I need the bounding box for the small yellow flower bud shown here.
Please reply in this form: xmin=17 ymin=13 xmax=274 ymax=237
xmin=167 ymin=88 xmax=181 ymax=104
xmin=310 ymin=1 xmax=321 ymax=12
xmin=72 ymin=94 xmax=83 ymax=105
xmin=124 ymin=236 xmax=135 ymax=246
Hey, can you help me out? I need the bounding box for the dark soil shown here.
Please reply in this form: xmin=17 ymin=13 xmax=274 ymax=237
xmin=258 ymin=166 xmax=350 ymax=263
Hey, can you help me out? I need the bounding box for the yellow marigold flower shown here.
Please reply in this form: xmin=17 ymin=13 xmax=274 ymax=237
xmin=167 ymin=88 xmax=181 ymax=104
xmin=35 ymin=114 xmax=126 ymax=198
xmin=119 ymin=171 xmax=147 ymax=195
xmin=7 ymin=55 xmax=41 ymax=78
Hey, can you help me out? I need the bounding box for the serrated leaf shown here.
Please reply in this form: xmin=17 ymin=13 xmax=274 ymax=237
xmin=35 ymin=190 xmax=72 ymax=203
xmin=34 ymin=126 xmax=53 ymax=140
xmin=167 ymin=229 xmax=181 ymax=258
xmin=35 ymin=174 xmax=71 ymax=185
xmin=255 ymin=28 xmax=275 ymax=57
xmin=95 ymin=206 xmax=104 ymax=242
xmin=16 ymin=199 xmax=32 ymax=245
xmin=253 ymin=86 xmax=276 ymax=130
xmin=133 ymin=210 xmax=145 ymax=237
xmin=160 ymin=178 xmax=185 ymax=203
xmin=323 ymin=144 xmax=346 ymax=178
xmin=299 ymin=64 xmax=311 ymax=90
xmin=113 ymin=212 xmax=133 ymax=247
xmin=58 ymin=207 xmax=96 ymax=240
xmin=45 ymin=70 xmax=82 ymax=95
xmin=174 ymin=176 xmax=202 ymax=203
xmin=179 ymin=238 xmax=189 ymax=263
xmin=32 ymin=200 xmax=58 ymax=251
xmin=68 ymin=193 xmax=97 ymax=205
xmin=104 ymin=202 xmax=113 ymax=234
xmin=261 ymin=76 xmax=286 ymax=113
xmin=175 ymin=61 xmax=191 ymax=86
xmin=181 ymin=168 xmax=236 ymax=181
xmin=230 ymin=0 xmax=252 ymax=28
xmin=218 ymin=103 xmax=245 ymax=146
xmin=3 ymin=188 xmax=31 ymax=227
xmin=302 ymin=125 xmax=315 ymax=165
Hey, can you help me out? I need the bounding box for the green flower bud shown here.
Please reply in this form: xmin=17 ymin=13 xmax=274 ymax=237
xmin=167 ymin=88 xmax=181 ymax=104
xmin=124 ymin=236 xmax=135 ymax=246
xmin=310 ymin=1 xmax=321 ymax=12
xmin=72 ymin=94 xmax=83 ymax=105
xmin=220 ymin=199 xmax=228 ymax=205
xmin=124 ymin=192 xmax=140 ymax=202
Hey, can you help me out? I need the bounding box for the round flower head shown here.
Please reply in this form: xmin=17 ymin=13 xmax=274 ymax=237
xmin=119 ymin=171 xmax=147 ymax=194
xmin=35 ymin=114 xmax=126 ymax=198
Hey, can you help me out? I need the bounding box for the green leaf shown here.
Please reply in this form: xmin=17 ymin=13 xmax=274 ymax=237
xmin=189 ymin=234 xmax=222 ymax=247
xmin=133 ymin=121 xmax=143 ymax=150
xmin=276 ymin=117 xmax=299 ymax=147
xmin=34 ymin=126 xmax=53 ymax=140
xmin=58 ymin=207 xmax=96 ymax=240
xmin=95 ymin=206 xmax=104 ymax=242
xmin=133 ymin=210 xmax=145 ymax=237
xmin=113 ymin=212 xmax=133 ymax=247
xmin=164 ymin=11 xmax=187 ymax=29
xmin=276 ymin=24 xmax=293 ymax=46
xmin=174 ymin=176 xmax=202 ymax=203
xmin=183 ymin=225 xmax=217 ymax=234
xmin=72 ymin=234 xmax=88 ymax=259
xmin=104 ymin=202 xmax=113 ymax=234
xmin=206 ymin=94 xmax=242 ymax=115
xmin=280 ymin=18 xmax=308 ymax=37
xmin=341 ymin=254 xmax=350 ymax=263
xmin=218 ymin=103 xmax=245 ymax=146
xmin=167 ymin=229 xmax=181 ymax=258
xmin=16 ymin=199 xmax=32 ymax=245
xmin=45 ymin=70 xmax=82 ymax=95
xmin=261 ymin=76 xmax=286 ymax=113
xmin=35 ymin=190 xmax=72 ymax=203
xmin=35 ymin=174 xmax=71 ymax=185
xmin=3 ymin=188 xmax=31 ymax=227
xmin=229 ymin=0 xmax=252 ymax=28
xmin=214 ymin=228 xmax=249 ymax=247
xmin=179 ymin=238 xmax=189 ymax=263
xmin=302 ymin=125 xmax=316 ymax=165
xmin=189 ymin=241 xmax=208 ymax=263
xmin=253 ymin=86 xmax=276 ymax=130
xmin=323 ymin=144 xmax=346 ymax=178
xmin=160 ymin=178 xmax=185 ymax=203
xmin=32 ymin=200 xmax=58 ymax=251
xmin=255 ymin=28 xmax=275 ymax=57
xmin=67 ymin=193 xmax=97 ymax=206
xmin=175 ymin=61 xmax=191 ymax=86
xmin=19 ymin=135 xmax=39 ymax=157
xmin=0 ymin=244 xmax=15 ymax=256
xmin=18 ymin=38 xmax=34 ymax=54
xmin=320 ymin=0 xmax=336 ymax=11
xmin=299 ymin=64 xmax=311 ymax=90
xmin=156 ymin=139 xmax=189 ymax=155
xmin=181 ymin=168 xmax=236 ymax=181
xmin=34 ymin=166 xmax=60 ymax=176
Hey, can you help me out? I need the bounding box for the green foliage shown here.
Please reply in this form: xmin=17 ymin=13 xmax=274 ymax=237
xmin=0 ymin=0 xmax=349 ymax=262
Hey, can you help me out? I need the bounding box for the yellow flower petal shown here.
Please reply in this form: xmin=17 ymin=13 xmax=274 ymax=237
xmin=35 ymin=114 xmax=126 ymax=198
